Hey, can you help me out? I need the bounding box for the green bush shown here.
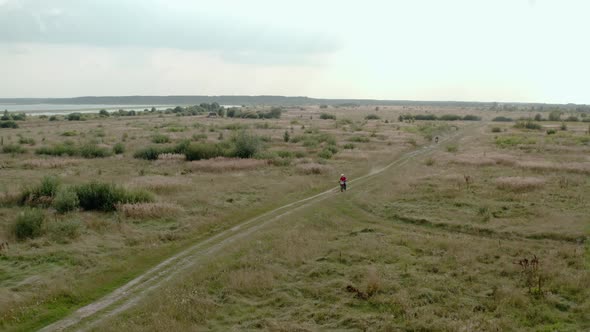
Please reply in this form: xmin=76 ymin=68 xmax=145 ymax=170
xmin=492 ymin=116 xmax=513 ymax=122
xmin=365 ymin=114 xmax=380 ymax=120
xmin=20 ymin=176 xmax=60 ymax=206
xmin=18 ymin=137 xmax=36 ymax=145
xmin=74 ymin=182 xmax=153 ymax=212
xmin=13 ymin=209 xmax=44 ymax=240
xmin=61 ymin=131 xmax=77 ymax=136
xmin=462 ymin=115 xmax=481 ymax=121
xmin=560 ymin=123 xmax=568 ymax=131
xmin=151 ymin=134 xmax=171 ymax=143
xmin=48 ymin=219 xmax=81 ymax=243
xmin=320 ymin=113 xmax=336 ymax=120
xmin=184 ymin=143 xmax=223 ymax=161
xmin=231 ymin=131 xmax=261 ymax=158
xmin=133 ymin=146 xmax=165 ymax=160
xmin=318 ymin=148 xmax=333 ymax=159
xmin=546 ymin=129 xmax=557 ymax=135
xmin=446 ymin=145 xmax=458 ymax=153
xmin=2 ymin=144 xmax=26 ymax=154
xmin=35 ymin=142 xmax=78 ymax=156
xmin=0 ymin=120 xmax=18 ymax=128
xmin=113 ymin=142 xmax=125 ymax=154
xmin=349 ymin=136 xmax=370 ymax=143
xmin=49 ymin=115 xmax=59 ymax=121
xmin=79 ymin=144 xmax=112 ymax=158
xmin=514 ymin=121 xmax=541 ymax=130
xmin=343 ymin=143 xmax=355 ymax=149
xmin=439 ymin=114 xmax=463 ymax=121
xmin=52 ymin=188 xmax=80 ymax=213
xmin=66 ymin=113 xmax=83 ymax=121
xmin=491 ymin=127 xmax=502 ymax=133
xmin=324 ymin=145 xmax=339 ymax=154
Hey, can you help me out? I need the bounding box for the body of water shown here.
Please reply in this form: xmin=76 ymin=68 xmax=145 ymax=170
xmin=1 ymin=104 xmax=242 ymax=116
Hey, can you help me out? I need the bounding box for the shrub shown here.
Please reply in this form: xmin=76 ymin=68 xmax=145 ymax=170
xmin=0 ymin=120 xmax=18 ymax=128
xmin=52 ymin=188 xmax=80 ymax=213
xmin=491 ymin=127 xmax=502 ymax=133
xmin=134 ymin=146 xmax=165 ymax=160
xmin=74 ymin=182 xmax=153 ymax=211
xmin=79 ymin=144 xmax=112 ymax=158
xmin=192 ymin=133 xmax=208 ymax=141
xmin=18 ymin=137 xmax=35 ymax=145
xmin=425 ymin=157 xmax=435 ymax=166
xmin=231 ymin=131 xmax=262 ymax=158
xmin=113 ymin=142 xmax=125 ymax=154
xmin=35 ymin=142 xmax=78 ymax=156
xmin=514 ymin=120 xmax=541 ymax=130
xmin=414 ymin=114 xmax=437 ymax=121
xmin=49 ymin=115 xmax=59 ymax=121
xmin=349 ymin=136 xmax=370 ymax=143
xmin=48 ymin=219 xmax=81 ymax=243
xmin=343 ymin=143 xmax=355 ymax=149
xmin=446 ymin=145 xmax=458 ymax=153
xmin=283 ymin=130 xmax=290 ymax=142
xmin=20 ymin=176 xmax=60 ymax=206
xmin=66 ymin=113 xmax=83 ymax=121
xmin=151 ymin=134 xmax=171 ymax=144
xmin=492 ymin=116 xmax=513 ymax=122
xmin=546 ymin=129 xmax=556 ymax=135
xmin=324 ymin=145 xmax=339 ymax=154
xmin=560 ymin=122 xmax=568 ymax=131
xmin=320 ymin=113 xmax=336 ymax=120
xmin=61 ymin=131 xmax=78 ymax=136
xmin=13 ymin=209 xmax=44 ymax=240
xmin=2 ymin=144 xmax=26 ymax=154
xmin=184 ymin=143 xmax=223 ymax=161
xmin=462 ymin=115 xmax=481 ymax=121
xmin=365 ymin=114 xmax=380 ymax=120
xmin=318 ymin=148 xmax=334 ymax=159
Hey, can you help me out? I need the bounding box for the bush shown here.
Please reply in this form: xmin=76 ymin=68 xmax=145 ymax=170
xmin=35 ymin=142 xmax=77 ymax=156
xmin=349 ymin=136 xmax=370 ymax=143
xmin=320 ymin=113 xmax=336 ymax=120
xmin=13 ymin=209 xmax=44 ymax=240
xmin=318 ymin=148 xmax=334 ymax=159
xmin=324 ymin=145 xmax=339 ymax=154
xmin=514 ymin=120 xmax=542 ymax=130
xmin=74 ymin=182 xmax=153 ymax=211
xmin=134 ymin=146 xmax=165 ymax=160
xmin=2 ymin=144 xmax=26 ymax=154
xmin=491 ymin=127 xmax=502 ymax=133
xmin=20 ymin=176 xmax=60 ymax=206
xmin=439 ymin=114 xmax=463 ymax=121
xmin=48 ymin=219 xmax=81 ymax=243
xmin=462 ymin=115 xmax=481 ymax=121
xmin=151 ymin=134 xmax=171 ymax=144
xmin=231 ymin=131 xmax=261 ymax=158
xmin=66 ymin=113 xmax=83 ymax=121
xmin=52 ymin=188 xmax=80 ymax=213
xmin=61 ymin=131 xmax=78 ymax=136
xmin=113 ymin=142 xmax=125 ymax=154
xmin=18 ymin=137 xmax=35 ymax=145
xmin=446 ymin=145 xmax=458 ymax=153
xmin=560 ymin=123 xmax=568 ymax=131
xmin=184 ymin=143 xmax=223 ymax=161
xmin=546 ymin=129 xmax=556 ymax=135
xmin=343 ymin=143 xmax=355 ymax=149
xmin=79 ymin=144 xmax=112 ymax=158
xmin=49 ymin=115 xmax=59 ymax=121
xmin=492 ymin=116 xmax=513 ymax=122
xmin=365 ymin=114 xmax=380 ymax=120
xmin=0 ymin=120 xmax=18 ymax=128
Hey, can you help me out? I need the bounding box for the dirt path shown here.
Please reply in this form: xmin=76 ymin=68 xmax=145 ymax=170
xmin=39 ymin=127 xmax=469 ymax=332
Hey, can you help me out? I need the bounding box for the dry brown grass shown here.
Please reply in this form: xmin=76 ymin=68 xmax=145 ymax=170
xmin=117 ymin=202 xmax=184 ymax=219
xmin=364 ymin=266 xmax=381 ymax=297
xmin=128 ymin=176 xmax=188 ymax=193
xmin=295 ymin=163 xmax=331 ymax=175
xmin=186 ymin=157 xmax=268 ymax=172
xmin=20 ymin=158 xmax=82 ymax=169
xmin=227 ymin=269 xmax=274 ymax=293
xmin=157 ymin=153 xmax=186 ymax=161
xmin=518 ymin=161 xmax=590 ymax=175
xmin=0 ymin=191 xmax=20 ymax=206
xmin=495 ymin=176 xmax=545 ymax=192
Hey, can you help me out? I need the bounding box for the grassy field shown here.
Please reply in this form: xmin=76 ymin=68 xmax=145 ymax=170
xmin=1 ymin=105 xmax=589 ymax=331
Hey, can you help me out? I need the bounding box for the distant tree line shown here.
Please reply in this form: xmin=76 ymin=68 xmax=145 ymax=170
xmin=398 ymin=114 xmax=481 ymax=122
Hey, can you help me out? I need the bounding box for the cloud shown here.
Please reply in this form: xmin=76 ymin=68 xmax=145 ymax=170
xmin=0 ymin=0 xmax=339 ymax=64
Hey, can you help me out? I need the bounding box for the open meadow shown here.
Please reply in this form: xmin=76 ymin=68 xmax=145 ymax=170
xmin=0 ymin=104 xmax=589 ymax=331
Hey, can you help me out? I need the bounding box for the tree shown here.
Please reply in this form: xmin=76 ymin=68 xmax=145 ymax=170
xmin=99 ymin=109 xmax=109 ymax=117
xmin=283 ymin=130 xmax=290 ymax=142
xmin=548 ymin=110 xmax=562 ymax=121
xmin=1 ymin=110 xmax=9 ymax=121
xmin=534 ymin=113 xmax=542 ymax=121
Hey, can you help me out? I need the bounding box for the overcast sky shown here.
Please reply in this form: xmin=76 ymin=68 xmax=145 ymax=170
xmin=0 ymin=0 xmax=588 ymax=103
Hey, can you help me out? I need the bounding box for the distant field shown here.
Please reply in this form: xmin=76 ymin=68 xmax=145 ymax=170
xmin=0 ymin=105 xmax=588 ymax=331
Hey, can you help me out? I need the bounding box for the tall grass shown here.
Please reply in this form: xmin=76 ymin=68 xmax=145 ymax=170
xmin=74 ymin=182 xmax=154 ymax=211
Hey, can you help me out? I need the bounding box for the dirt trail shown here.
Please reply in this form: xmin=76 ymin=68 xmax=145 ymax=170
xmin=39 ymin=127 xmax=468 ymax=332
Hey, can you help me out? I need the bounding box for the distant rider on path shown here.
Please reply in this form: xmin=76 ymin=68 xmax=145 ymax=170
xmin=339 ymin=174 xmax=347 ymax=192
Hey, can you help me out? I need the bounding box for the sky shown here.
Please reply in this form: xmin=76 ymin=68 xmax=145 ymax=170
xmin=0 ymin=0 xmax=589 ymax=103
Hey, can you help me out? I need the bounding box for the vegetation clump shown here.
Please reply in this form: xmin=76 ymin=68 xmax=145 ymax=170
xmin=13 ymin=208 xmax=45 ymax=240
xmin=74 ymin=182 xmax=153 ymax=212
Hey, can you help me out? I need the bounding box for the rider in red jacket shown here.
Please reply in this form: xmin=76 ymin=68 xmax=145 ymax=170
xmin=339 ymin=174 xmax=347 ymax=192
